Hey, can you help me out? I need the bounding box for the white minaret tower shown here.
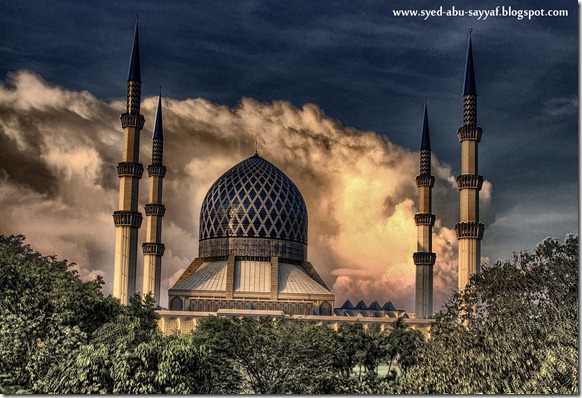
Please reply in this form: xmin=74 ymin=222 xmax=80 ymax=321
xmin=142 ymin=91 xmax=166 ymax=305
xmin=413 ymin=99 xmax=436 ymax=319
xmin=113 ymin=20 xmax=144 ymax=305
xmin=455 ymin=29 xmax=485 ymax=289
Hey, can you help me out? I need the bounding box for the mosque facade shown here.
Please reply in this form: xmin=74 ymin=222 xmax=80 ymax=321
xmin=111 ymin=21 xmax=484 ymax=329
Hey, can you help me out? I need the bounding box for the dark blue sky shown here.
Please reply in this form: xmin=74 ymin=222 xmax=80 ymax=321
xmin=0 ymin=0 xmax=578 ymax=262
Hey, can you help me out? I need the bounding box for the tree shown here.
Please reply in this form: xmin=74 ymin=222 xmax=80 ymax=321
xmin=335 ymin=323 xmax=388 ymax=375
xmin=40 ymin=305 xmax=237 ymax=394
xmin=332 ymin=320 xmax=424 ymax=394
xmin=384 ymin=317 xmax=424 ymax=376
xmin=334 ymin=322 xmax=367 ymax=377
xmin=0 ymin=235 xmax=240 ymax=394
xmin=193 ymin=317 xmax=341 ymax=394
xmin=399 ymin=235 xmax=579 ymax=394
xmin=0 ymin=234 xmax=121 ymax=390
xmin=4 ymin=233 xmax=576 ymax=394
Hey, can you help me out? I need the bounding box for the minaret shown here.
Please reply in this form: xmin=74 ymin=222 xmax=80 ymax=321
xmin=113 ymin=20 xmax=145 ymax=305
xmin=142 ymin=91 xmax=166 ymax=305
xmin=455 ymin=29 xmax=485 ymax=290
xmin=413 ymin=99 xmax=436 ymax=319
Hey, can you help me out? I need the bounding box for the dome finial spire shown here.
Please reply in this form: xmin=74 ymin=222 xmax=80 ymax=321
xmin=254 ymin=140 xmax=259 ymax=156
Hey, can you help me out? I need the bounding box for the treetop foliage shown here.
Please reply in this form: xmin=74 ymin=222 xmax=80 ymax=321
xmin=401 ymin=234 xmax=579 ymax=394
xmin=0 ymin=234 xmax=577 ymax=394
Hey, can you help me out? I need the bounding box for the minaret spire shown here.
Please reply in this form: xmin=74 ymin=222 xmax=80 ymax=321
xmin=113 ymin=21 xmax=146 ymax=305
xmin=455 ymin=30 xmax=485 ymax=290
xmin=413 ymin=98 xmax=436 ymax=319
xmin=153 ymin=88 xmax=163 ymax=140
xmin=128 ymin=16 xmax=141 ymax=83
xmin=463 ymin=29 xmax=477 ymax=96
xmin=143 ymin=91 xmax=167 ymax=306
xmin=420 ymin=97 xmax=431 ymax=151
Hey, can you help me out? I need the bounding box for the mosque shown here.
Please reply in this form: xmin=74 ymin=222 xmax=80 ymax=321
xmin=112 ymin=22 xmax=484 ymax=334
xmin=168 ymin=152 xmax=335 ymax=316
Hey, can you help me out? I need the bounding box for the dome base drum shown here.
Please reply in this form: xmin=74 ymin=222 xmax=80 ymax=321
xmin=199 ymin=237 xmax=307 ymax=262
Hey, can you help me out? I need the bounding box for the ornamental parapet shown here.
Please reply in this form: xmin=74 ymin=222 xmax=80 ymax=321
xmin=147 ymin=164 xmax=167 ymax=178
xmin=413 ymin=252 xmax=436 ymax=265
xmin=414 ymin=213 xmax=435 ymax=226
xmin=120 ymin=113 xmax=145 ymax=129
xmin=145 ymin=203 xmax=166 ymax=217
xmin=456 ymin=174 xmax=483 ymax=190
xmin=142 ymin=242 xmax=165 ymax=256
xmin=117 ymin=162 xmax=144 ymax=178
xmin=415 ymin=175 xmax=435 ymax=188
xmin=457 ymin=125 xmax=483 ymax=142
xmin=454 ymin=222 xmax=485 ymax=239
xmin=113 ymin=211 xmax=143 ymax=228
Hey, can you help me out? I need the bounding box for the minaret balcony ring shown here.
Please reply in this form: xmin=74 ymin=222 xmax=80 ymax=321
xmin=454 ymin=221 xmax=485 ymax=239
xmin=415 ymin=175 xmax=435 ymax=187
xmin=120 ymin=113 xmax=145 ymax=129
xmin=147 ymin=164 xmax=167 ymax=178
xmin=413 ymin=252 xmax=436 ymax=265
xmin=142 ymin=242 xmax=165 ymax=256
xmin=456 ymin=174 xmax=484 ymax=190
xmin=145 ymin=203 xmax=166 ymax=217
xmin=414 ymin=213 xmax=435 ymax=226
xmin=457 ymin=125 xmax=483 ymax=142
xmin=113 ymin=211 xmax=143 ymax=228
xmin=117 ymin=162 xmax=144 ymax=178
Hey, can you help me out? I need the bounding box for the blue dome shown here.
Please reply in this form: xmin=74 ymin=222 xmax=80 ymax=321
xmin=199 ymin=154 xmax=308 ymax=245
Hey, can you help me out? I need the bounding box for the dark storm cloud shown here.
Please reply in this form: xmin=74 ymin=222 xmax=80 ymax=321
xmin=0 ymin=120 xmax=57 ymax=196
xmin=0 ymin=71 xmax=121 ymax=193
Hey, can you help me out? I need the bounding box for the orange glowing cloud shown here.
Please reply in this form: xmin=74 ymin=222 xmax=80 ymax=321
xmin=0 ymin=70 xmax=493 ymax=311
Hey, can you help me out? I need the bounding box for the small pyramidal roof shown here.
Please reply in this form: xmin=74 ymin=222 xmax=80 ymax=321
xmin=382 ymin=301 xmax=397 ymax=311
xmin=153 ymin=90 xmax=163 ymax=140
xmin=127 ymin=18 xmax=141 ymax=82
xmin=368 ymin=300 xmax=382 ymax=310
xmin=463 ymin=29 xmax=477 ymax=96
xmin=354 ymin=300 xmax=368 ymax=310
xmin=340 ymin=299 xmax=354 ymax=309
xmin=420 ymin=99 xmax=431 ymax=151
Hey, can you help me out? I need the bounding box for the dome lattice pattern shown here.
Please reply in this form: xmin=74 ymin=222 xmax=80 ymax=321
xmin=199 ymin=154 xmax=308 ymax=244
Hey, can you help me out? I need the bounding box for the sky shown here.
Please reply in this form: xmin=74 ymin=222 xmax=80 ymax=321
xmin=0 ymin=0 xmax=577 ymax=311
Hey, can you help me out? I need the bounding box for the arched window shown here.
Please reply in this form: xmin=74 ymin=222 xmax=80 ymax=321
xmin=170 ymin=296 xmax=183 ymax=311
xmin=165 ymin=318 xmax=179 ymax=334
xmin=319 ymin=301 xmax=332 ymax=316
